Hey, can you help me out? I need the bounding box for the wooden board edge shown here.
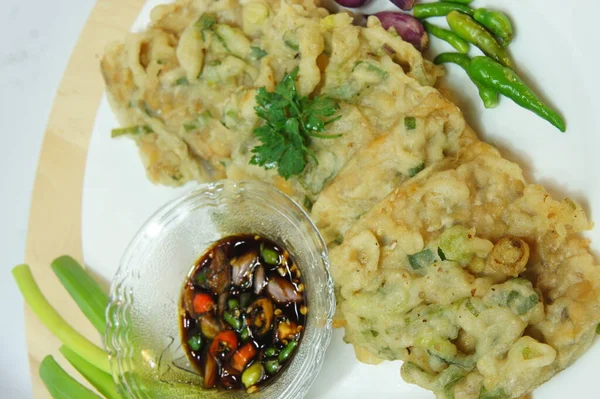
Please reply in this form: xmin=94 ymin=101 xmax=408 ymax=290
xmin=23 ymin=0 xmax=146 ymax=397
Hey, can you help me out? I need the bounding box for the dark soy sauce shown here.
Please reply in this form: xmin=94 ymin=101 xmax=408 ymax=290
xmin=180 ymin=234 xmax=307 ymax=393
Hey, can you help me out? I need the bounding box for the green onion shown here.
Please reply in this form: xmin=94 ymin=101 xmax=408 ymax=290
xmin=479 ymin=387 xmax=508 ymax=399
xmin=516 ymin=294 xmax=539 ymax=315
xmin=353 ymin=61 xmax=389 ymax=80
xmin=408 ymin=162 xmax=425 ymax=178
xmin=196 ymin=14 xmax=217 ymax=29
xmin=250 ymin=46 xmax=268 ymax=60
xmin=303 ymin=196 xmax=313 ymax=212
xmin=51 ymin=256 xmax=108 ymax=334
xmin=283 ymin=39 xmax=299 ymax=51
xmin=175 ymin=77 xmax=189 ymax=86
xmin=40 ymin=356 xmax=102 ymax=399
xmin=260 ymin=243 xmax=280 ymax=265
xmin=438 ymin=247 xmax=447 ymax=261
xmin=438 ymin=225 xmax=473 ymax=265
xmin=187 ymin=335 xmax=203 ymax=351
xmin=110 ymin=125 xmax=152 ymax=138
xmin=59 ymin=346 xmax=120 ymax=399
xmin=183 ymin=122 xmax=197 ymax=132
xmin=465 ymin=300 xmax=480 ymax=317
xmin=597 ymin=324 xmax=600 ymax=334
xmin=12 ymin=264 xmax=110 ymax=373
xmin=404 ymin=116 xmax=417 ymax=130
xmin=506 ymin=290 xmax=520 ymax=305
xmin=407 ymin=249 xmax=435 ymax=271
xmin=224 ymin=311 xmax=242 ymax=330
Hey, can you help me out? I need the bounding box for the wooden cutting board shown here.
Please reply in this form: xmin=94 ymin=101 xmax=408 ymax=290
xmin=24 ymin=0 xmax=146 ymax=397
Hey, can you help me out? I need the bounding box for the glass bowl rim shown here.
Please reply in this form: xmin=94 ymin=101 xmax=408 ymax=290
xmin=105 ymin=179 xmax=336 ymax=398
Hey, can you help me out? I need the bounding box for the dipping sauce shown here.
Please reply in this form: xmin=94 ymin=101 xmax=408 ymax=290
xmin=180 ymin=235 xmax=307 ymax=393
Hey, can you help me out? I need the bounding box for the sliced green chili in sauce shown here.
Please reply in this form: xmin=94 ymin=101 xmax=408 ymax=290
xmin=180 ymin=235 xmax=307 ymax=393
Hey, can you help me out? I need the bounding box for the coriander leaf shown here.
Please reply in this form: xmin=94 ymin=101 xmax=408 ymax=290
xmin=304 ymin=113 xmax=325 ymax=132
xmin=275 ymin=67 xmax=298 ymax=102
xmin=285 ymin=118 xmax=300 ymax=138
xmin=278 ymin=145 xmax=306 ymax=179
xmin=250 ymin=67 xmax=342 ymax=179
xmin=250 ymin=126 xmax=287 ymax=169
xmin=305 ymin=96 xmax=339 ymax=118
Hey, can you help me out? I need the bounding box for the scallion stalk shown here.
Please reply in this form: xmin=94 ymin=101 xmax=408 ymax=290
xmin=59 ymin=345 xmax=120 ymax=399
xmin=39 ymin=356 xmax=102 ymax=399
xmin=51 ymin=256 xmax=108 ymax=334
xmin=12 ymin=264 xmax=110 ymax=373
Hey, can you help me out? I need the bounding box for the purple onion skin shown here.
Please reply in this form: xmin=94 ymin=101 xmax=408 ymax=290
xmin=389 ymin=0 xmax=417 ymax=11
xmin=373 ymin=12 xmax=428 ymax=51
xmin=335 ymin=0 xmax=370 ymax=8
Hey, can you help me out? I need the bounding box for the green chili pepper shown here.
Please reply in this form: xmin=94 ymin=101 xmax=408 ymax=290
xmin=264 ymin=359 xmax=281 ymax=374
xmin=241 ymin=326 xmax=251 ymax=341
xmin=434 ymin=52 xmax=499 ymax=109
xmin=223 ymin=311 xmax=242 ymax=330
xmin=423 ymin=22 xmax=470 ymax=54
xmin=413 ymin=2 xmax=474 ymax=19
xmin=467 ymin=56 xmax=566 ymax=132
xmin=278 ymin=340 xmax=298 ymax=362
xmin=264 ymin=347 xmax=278 ymax=357
xmin=443 ymin=0 xmax=473 ymax=3
xmin=195 ymin=270 xmax=207 ymax=284
xmin=228 ymin=298 xmax=239 ymax=310
xmin=447 ymin=11 xmax=512 ymax=68
xmin=473 ymin=8 xmax=513 ymax=47
xmin=242 ymin=362 xmax=264 ymax=388
xmin=240 ymin=292 xmax=253 ymax=308
xmin=187 ymin=335 xmax=203 ymax=351
xmin=260 ymin=243 xmax=280 ymax=265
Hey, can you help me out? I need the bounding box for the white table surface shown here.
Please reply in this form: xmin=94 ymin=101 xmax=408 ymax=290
xmin=0 ymin=0 xmax=96 ymax=396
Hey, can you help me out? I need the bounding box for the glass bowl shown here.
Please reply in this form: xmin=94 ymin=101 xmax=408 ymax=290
xmin=105 ymin=180 xmax=335 ymax=399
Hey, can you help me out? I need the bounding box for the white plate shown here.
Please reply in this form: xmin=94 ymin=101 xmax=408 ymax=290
xmin=82 ymin=0 xmax=600 ymax=397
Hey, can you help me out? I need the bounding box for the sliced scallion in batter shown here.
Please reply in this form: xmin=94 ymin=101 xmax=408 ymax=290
xmin=408 ymin=249 xmax=435 ymax=270
xmin=408 ymin=162 xmax=425 ymax=177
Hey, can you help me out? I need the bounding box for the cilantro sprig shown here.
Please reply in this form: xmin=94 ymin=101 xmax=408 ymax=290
xmin=250 ymin=67 xmax=341 ymax=180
